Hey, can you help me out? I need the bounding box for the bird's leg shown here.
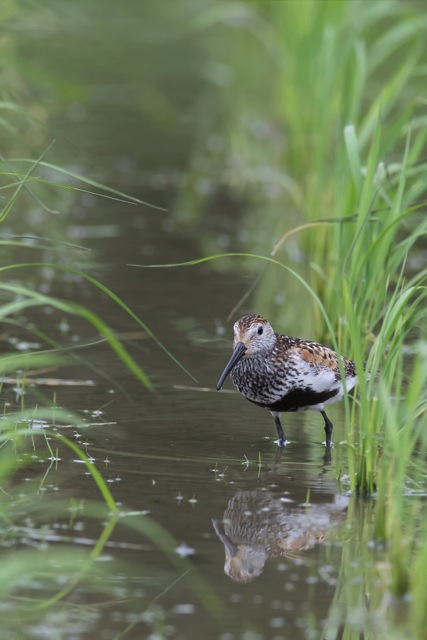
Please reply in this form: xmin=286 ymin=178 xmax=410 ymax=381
xmin=323 ymin=446 xmax=332 ymax=465
xmin=321 ymin=410 xmax=333 ymax=446
xmin=271 ymin=412 xmax=286 ymax=446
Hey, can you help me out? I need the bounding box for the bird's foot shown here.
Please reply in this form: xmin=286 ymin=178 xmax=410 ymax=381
xmin=323 ymin=446 xmax=332 ymax=465
xmin=275 ymin=437 xmax=291 ymax=447
xmin=321 ymin=440 xmax=334 ymax=448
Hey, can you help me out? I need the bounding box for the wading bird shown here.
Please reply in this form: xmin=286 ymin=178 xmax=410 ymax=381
xmin=216 ymin=314 xmax=357 ymax=446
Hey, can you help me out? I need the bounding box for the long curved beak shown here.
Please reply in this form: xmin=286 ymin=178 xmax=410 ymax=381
xmin=216 ymin=341 xmax=247 ymax=390
xmin=212 ymin=519 xmax=238 ymax=557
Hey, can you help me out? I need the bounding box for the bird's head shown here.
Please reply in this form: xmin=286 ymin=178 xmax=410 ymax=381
xmin=216 ymin=315 xmax=275 ymax=390
xmin=232 ymin=314 xmax=275 ymax=355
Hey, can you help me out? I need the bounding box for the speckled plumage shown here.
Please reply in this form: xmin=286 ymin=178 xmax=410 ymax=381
xmin=216 ymin=314 xmax=358 ymax=446
xmin=212 ymin=489 xmax=348 ymax=582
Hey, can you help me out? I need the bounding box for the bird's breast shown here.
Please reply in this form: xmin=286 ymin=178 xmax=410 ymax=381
xmin=230 ymin=354 xmax=293 ymax=405
xmin=229 ymin=350 xmax=351 ymax=410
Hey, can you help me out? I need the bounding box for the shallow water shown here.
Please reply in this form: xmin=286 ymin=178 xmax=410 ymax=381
xmin=3 ymin=208 xmax=358 ymax=639
xmin=3 ymin=4 xmax=424 ymax=639
xmin=5 ymin=214 xmax=362 ymax=640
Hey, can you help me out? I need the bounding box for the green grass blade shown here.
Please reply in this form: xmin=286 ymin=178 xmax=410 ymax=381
xmin=0 ymin=262 xmax=196 ymax=383
xmin=0 ymin=142 xmax=55 ymax=223
xmin=51 ymin=433 xmax=118 ymax=513
xmin=4 ymin=159 xmax=167 ymax=210
xmin=0 ymin=281 xmax=153 ymax=389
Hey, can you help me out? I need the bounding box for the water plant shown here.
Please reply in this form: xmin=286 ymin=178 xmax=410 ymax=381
xmin=144 ymin=1 xmax=427 ymax=635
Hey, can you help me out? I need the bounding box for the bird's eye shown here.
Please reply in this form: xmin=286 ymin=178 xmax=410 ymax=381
xmin=257 ymin=326 xmax=263 ymax=335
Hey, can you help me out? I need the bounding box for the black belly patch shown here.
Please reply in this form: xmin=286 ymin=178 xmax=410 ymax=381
xmin=250 ymin=387 xmax=339 ymax=412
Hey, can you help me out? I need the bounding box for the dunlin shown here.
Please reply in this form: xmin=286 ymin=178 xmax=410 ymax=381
xmin=216 ymin=314 xmax=357 ymax=446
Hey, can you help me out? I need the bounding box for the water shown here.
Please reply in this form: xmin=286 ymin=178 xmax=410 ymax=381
xmin=3 ymin=198 xmax=354 ymax=639
xmin=2 ymin=3 xmax=422 ymax=639
xmin=4 ymin=207 xmax=356 ymax=639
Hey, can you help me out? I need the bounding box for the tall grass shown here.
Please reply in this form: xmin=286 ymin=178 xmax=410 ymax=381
xmin=189 ymin=0 xmax=427 ymax=473
xmin=172 ymin=1 xmax=427 ymax=636
xmin=330 ymin=123 xmax=427 ymax=498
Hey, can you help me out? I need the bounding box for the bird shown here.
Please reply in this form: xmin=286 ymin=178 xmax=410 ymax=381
xmin=212 ymin=488 xmax=348 ymax=582
xmin=216 ymin=314 xmax=358 ymax=446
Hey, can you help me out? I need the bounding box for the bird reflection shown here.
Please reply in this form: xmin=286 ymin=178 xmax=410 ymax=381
xmin=213 ymin=489 xmax=348 ymax=583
